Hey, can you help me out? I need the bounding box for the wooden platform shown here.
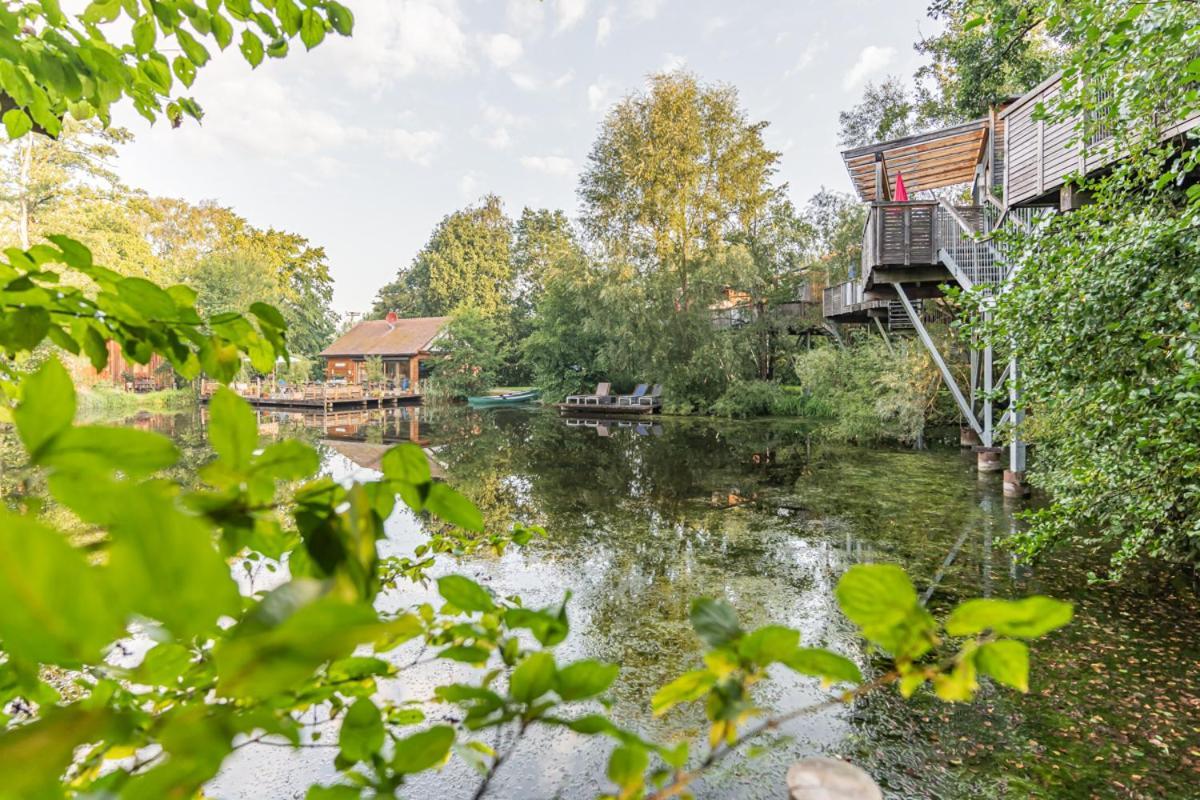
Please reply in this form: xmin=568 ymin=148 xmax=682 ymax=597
xmin=554 ymin=402 xmax=658 ymax=415
xmin=200 ymin=381 xmax=422 ymax=411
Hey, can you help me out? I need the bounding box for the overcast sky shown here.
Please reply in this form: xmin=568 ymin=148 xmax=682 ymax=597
xmin=112 ymin=0 xmax=934 ymax=313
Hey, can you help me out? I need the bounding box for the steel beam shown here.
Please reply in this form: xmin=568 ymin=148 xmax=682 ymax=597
xmin=893 ymin=283 xmax=982 ymax=435
xmin=872 ymin=316 xmax=895 ymax=353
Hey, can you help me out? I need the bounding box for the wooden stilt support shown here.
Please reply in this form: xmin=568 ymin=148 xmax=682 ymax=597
xmin=1003 ymin=469 xmax=1030 ymax=497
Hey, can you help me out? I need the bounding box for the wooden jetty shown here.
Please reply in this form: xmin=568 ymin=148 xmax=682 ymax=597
xmin=554 ymin=401 xmax=658 ymax=416
xmin=201 ymin=380 xmax=421 ymax=412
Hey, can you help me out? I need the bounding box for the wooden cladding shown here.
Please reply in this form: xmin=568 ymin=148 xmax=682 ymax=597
xmin=863 ymin=201 xmax=938 ymax=269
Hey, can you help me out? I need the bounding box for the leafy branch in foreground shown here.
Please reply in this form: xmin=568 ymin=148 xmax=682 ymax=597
xmin=0 ymin=239 xmax=1072 ymax=799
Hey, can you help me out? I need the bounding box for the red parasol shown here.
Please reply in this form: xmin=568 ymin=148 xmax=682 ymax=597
xmin=894 ymin=172 xmax=909 ymax=201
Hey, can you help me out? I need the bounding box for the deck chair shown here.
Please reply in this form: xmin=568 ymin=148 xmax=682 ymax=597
xmin=616 ymin=384 xmax=649 ymax=405
xmin=636 ymin=384 xmax=663 ymax=407
xmin=567 ymin=382 xmax=612 ymax=405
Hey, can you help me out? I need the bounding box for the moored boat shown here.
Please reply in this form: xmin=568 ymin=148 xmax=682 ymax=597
xmin=467 ymin=390 xmax=541 ymax=407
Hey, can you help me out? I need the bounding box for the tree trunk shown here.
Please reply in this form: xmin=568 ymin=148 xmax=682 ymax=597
xmin=18 ymin=136 xmax=32 ymax=249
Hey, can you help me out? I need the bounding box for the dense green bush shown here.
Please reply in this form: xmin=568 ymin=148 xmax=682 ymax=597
xmin=708 ymin=380 xmax=827 ymax=419
xmin=793 ymin=337 xmax=943 ymax=443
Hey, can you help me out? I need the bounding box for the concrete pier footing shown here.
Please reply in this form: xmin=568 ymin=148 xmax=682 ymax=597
xmin=974 ymin=447 xmax=1004 ymax=473
xmin=1003 ymin=469 xmax=1031 ymax=498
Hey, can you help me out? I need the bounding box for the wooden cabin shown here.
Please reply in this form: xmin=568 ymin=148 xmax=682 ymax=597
xmin=320 ymin=315 xmax=450 ymax=391
xmin=79 ymin=340 xmax=173 ymax=392
xmin=824 ymin=70 xmax=1200 ymax=324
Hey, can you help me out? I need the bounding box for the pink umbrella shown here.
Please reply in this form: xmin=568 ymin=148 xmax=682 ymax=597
xmin=894 ymin=172 xmax=909 ymax=201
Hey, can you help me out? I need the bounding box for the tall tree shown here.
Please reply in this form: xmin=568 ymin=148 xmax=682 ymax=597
xmin=801 ymin=189 xmax=867 ymax=285
xmin=372 ymin=194 xmax=513 ymax=318
xmin=579 ymin=71 xmax=780 ymax=310
xmin=914 ymin=0 xmax=1061 ymax=125
xmin=0 ymin=121 xmax=131 ymax=248
xmin=511 ymin=207 xmax=583 ymax=314
xmin=838 ymin=77 xmax=917 ymax=148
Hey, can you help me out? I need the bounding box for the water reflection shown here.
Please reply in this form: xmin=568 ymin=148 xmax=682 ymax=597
xmin=106 ymin=405 xmax=1198 ymax=799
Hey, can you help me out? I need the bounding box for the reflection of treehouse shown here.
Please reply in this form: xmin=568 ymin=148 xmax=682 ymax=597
xmin=321 ymin=439 xmax=446 ymax=479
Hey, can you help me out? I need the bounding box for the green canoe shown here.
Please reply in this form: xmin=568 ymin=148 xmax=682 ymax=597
xmin=467 ymin=390 xmax=541 ymax=408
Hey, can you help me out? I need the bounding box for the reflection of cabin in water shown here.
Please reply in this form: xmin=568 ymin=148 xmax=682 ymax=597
xmin=320 ymin=315 xmax=450 ymax=391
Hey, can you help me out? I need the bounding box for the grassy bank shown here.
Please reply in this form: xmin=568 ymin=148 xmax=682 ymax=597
xmin=77 ymin=385 xmax=195 ymax=418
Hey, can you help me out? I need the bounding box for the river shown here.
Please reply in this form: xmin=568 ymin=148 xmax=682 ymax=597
xmin=60 ymin=406 xmax=1200 ymax=797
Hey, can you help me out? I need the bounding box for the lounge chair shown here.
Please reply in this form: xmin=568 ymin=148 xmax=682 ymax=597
xmin=636 ymin=384 xmax=663 ymax=407
xmin=616 ymin=384 xmax=650 ymax=406
xmin=566 ymin=382 xmax=612 ymax=405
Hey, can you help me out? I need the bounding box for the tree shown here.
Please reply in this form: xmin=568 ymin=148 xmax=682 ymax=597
xmin=0 ymin=121 xmax=131 ymax=248
xmin=0 ymin=3 xmax=1073 ymax=796
xmin=958 ymin=0 xmax=1200 ymax=578
xmin=838 ymin=77 xmax=917 ymax=147
xmin=580 ymin=71 xmax=780 ymax=311
xmin=801 ymin=189 xmax=867 ymax=285
xmin=913 ymin=0 xmax=1061 ymax=125
xmin=511 ymin=207 xmax=583 ymax=314
xmin=372 ymin=195 xmax=513 ymax=318
xmin=426 ymin=307 xmax=507 ymax=399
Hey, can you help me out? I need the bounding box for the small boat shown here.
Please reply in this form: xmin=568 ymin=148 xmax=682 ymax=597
xmin=467 ymin=390 xmax=541 ymax=408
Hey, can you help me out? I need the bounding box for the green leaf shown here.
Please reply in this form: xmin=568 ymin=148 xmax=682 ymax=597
xmin=306 ymin=786 xmax=361 ymax=800
xmin=689 ymin=597 xmax=741 ymax=648
xmin=836 ymin=563 xmax=917 ymax=630
xmin=381 ymin=442 xmax=432 ymax=484
xmin=3 ymin=108 xmax=33 ymax=138
xmin=107 ymin=489 xmax=241 ymax=639
xmin=781 ymin=647 xmax=862 ymax=684
xmin=651 ymin=669 xmax=715 ymax=716
xmin=173 ymin=54 xmax=197 ymax=87
xmin=249 ymin=301 xmax=288 ymax=330
xmin=43 ymin=426 xmax=179 ymax=477
xmin=607 ymin=744 xmax=648 ymax=792
xmin=299 ymin=9 xmax=326 ymax=49
xmin=392 ymin=725 xmax=455 ymax=774
xmin=0 ymin=709 xmax=117 ymax=797
xmin=932 ymin=655 xmax=978 ymax=702
xmin=327 ymin=656 xmax=393 ymax=682
xmin=132 ymin=14 xmax=157 ymax=55
xmin=0 ymin=513 xmax=125 ymax=667
xmin=208 ymin=387 xmax=258 ymax=470
xmin=327 ymin=2 xmax=354 ymax=35
xmin=0 ymin=306 xmax=50 ymax=353
xmin=738 ymin=625 xmax=799 ymax=665
xmin=14 ymin=357 xmax=74 ymax=457
xmin=339 ymin=698 xmax=384 ymax=762
xmin=437 ymin=574 xmax=495 ymax=613
xmin=253 ymin=439 xmax=319 ymax=480
xmin=510 ymin=651 xmax=556 ymax=703
xmin=555 ymin=659 xmax=619 ymax=702
xmin=47 ymin=235 xmax=92 ymax=268
xmin=174 ymin=28 xmax=211 ymax=66
xmin=945 ymin=597 xmax=1073 ymax=639
xmin=240 ymin=30 xmax=265 ymax=67
xmin=215 ymin=593 xmax=415 ymax=699
xmin=976 ymin=639 xmax=1030 ymax=692
xmin=425 ymin=482 xmax=484 ymax=531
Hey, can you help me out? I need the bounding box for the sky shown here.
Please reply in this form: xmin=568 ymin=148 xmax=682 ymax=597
xmin=112 ymin=0 xmax=935 ymax=314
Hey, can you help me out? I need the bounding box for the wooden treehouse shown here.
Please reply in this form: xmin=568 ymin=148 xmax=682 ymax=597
xmin=823 ymin=71 xmax=1200 ymax=493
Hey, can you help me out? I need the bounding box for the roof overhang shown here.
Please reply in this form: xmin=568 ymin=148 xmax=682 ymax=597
xmin=842 ymin=118 xmax=990 ymax=202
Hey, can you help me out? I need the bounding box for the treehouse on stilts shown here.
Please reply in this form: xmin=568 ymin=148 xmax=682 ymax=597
xmin=824 ymin=72 xmax=1200 ymax=496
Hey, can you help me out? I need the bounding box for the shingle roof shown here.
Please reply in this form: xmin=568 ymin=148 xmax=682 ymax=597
xmin=319 ymin=316 xmax=451 ymax=357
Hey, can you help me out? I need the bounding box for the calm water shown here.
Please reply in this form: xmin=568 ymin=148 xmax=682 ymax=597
xmin=66 ymin=407 xmax=1200 ymax=797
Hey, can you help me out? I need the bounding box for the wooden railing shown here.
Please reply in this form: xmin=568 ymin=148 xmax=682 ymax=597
xmin=862 ymin=201 xmax=938 ymax=269
xmin=199 ymin=380 xmax=417 ymax=402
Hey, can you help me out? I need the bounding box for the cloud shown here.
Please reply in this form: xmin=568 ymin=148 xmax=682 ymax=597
xmin=510 ymin=68 xmax=575 ymax=92
xmin=459 ymin=170 xmax=483 ymax=199
xmin=843 ymin=45 xmax=895 ymax=90
xmin=385 ymin=129 xmax=443 ymax=165
xmin=587 ymin=78 xmax=615 ymax=113
xmin=702 ymin=16 xmax=728 ymax=37
xmin=661 ymin=52 xmax=687 ymax=72
xmin=786 ymin=39 xmax=826 ymax=77
xmin=481 ymin=32 xmax=523 ymax=68
xmin=555 ymin=0 xmax=589 ymax=33
xmin=471 ymin=102 xmax=530 ymax=150
xmin=506 ymin=0 xmax=546 ymax=35
xmin=595 ymin=12 xmax=612 ymax=45
xmin=520 ymin=155 xmax=576 ymax=177
xmin=629 ymin=0 xmax=665 ymax=21
xmin=325 ymin=0 xmax=472 ymax=90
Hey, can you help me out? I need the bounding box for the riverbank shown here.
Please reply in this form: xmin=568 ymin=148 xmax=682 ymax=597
xmin=76 ymin=385 xmax=195 ymax=419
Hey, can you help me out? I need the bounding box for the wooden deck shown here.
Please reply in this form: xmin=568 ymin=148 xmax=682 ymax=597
xmin=201 ymin=380 xmax=422 ymax=411
xmin=554 ymin=401 xmax=659 ymax=415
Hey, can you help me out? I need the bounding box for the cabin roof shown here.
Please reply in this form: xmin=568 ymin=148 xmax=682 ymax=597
xmin=320 ymin=316 xmax=451 ymax=358
xmin=842 ymin=118 xmax=989 ymax=201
